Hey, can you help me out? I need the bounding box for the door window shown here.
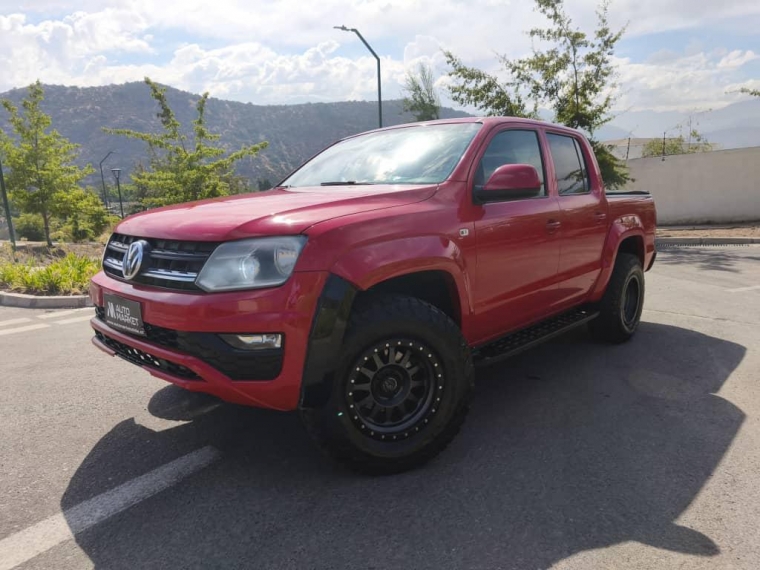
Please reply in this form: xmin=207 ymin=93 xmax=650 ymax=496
xmin=546 ymin=133 xmax=590 ymax=195
xmin=475 ymin=130 xmax=546 ymax=196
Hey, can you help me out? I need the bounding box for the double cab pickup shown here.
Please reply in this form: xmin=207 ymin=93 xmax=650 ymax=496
xmin=90 ymin=117 xmax=656 ymax=474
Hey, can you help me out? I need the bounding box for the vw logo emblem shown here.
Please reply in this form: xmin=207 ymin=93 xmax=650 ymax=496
xmin=123 ymin=240 xmax=149 ymax=280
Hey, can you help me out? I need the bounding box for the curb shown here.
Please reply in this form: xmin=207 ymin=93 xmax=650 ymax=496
xmin=0 ymin=291 xmax=92 ymax=309
xmin=656 ymin=237 xmax=760 ymax=246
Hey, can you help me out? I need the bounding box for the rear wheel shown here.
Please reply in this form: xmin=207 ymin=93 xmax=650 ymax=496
xmin=589 ymin=252 xmax=645 ymax=343
xmin=300 ymin=294 xmax=473 ymax=475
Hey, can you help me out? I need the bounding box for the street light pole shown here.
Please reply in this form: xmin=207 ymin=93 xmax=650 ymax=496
xmin=0 ymin=157 xmax=16 ymax=252
xmin=99 ymin=151 xmax=115 ymax=208
xmin=334 ymin=25 xmax=382 ymax=128
xmin=111 ymin=168 xmax=124 ymax=218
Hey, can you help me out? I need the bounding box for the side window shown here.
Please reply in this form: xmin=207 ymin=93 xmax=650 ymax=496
xmin=546 ymin=133 xmax=589 ymax=195
xmin=475 ymin=130 xmax=545 ymax=196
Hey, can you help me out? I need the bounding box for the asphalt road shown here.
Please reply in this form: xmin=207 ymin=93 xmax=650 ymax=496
xmin=1 ymin=245 xmax=759 ymax=570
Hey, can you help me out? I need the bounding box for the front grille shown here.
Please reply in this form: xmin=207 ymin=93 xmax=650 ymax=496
xmin=102 ymin=233 xmax=218 ymax=291
xmin=95 ymin=330 xmax=201 ymax=380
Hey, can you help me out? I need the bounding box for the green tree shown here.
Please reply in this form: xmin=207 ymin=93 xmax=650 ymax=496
xmin=0 ymin=81 xmax=94 ymax=245
xmin=402 ymin=63 xmax=441 ymax=121
xmin=53 ymin=187 xmax=117 ymax=241
xmin=445 ymin=0 xmax=630 ymax=188
xmin=105 ymin=78 xmax=268 ymax=208
xmin=443 ymin=53 xmax=535 ymax=118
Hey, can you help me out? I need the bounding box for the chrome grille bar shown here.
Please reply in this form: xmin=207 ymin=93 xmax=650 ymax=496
xmin=102 ymin=233 xmax=216 ymax=291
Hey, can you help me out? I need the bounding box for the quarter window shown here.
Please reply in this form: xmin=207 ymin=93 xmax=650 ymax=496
xmin=547 ymin=133 xmax=590 ymax=195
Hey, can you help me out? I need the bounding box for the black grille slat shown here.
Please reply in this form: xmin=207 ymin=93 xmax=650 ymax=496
xmin=103 ymin=233 xmax=218 ymax=292
xmin=150 ymin=250 xmax=208 ymax=262
xmin=95 ymin=330 xmax=201 ymax=380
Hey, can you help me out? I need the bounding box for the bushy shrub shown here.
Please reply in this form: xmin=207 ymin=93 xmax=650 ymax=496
xmin=13 ymin=213 xmax=46 ymax=241
xmin=0 ymin=253 xmax=99 ymax=295
xmin=53 ymin=188 xmax=115 ymax=242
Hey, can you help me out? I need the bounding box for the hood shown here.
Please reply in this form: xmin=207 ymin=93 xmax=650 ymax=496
xmin=115 ymin=185 xmax=437 ymax=241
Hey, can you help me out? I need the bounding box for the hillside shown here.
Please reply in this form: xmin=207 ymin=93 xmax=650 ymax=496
xmin=0 ymin=83 xmax=470 ymax=188
xmin=608 ymin=98 xmax=760 ymax=145
xmin=3 ymin=82 xmax=757 ymax=193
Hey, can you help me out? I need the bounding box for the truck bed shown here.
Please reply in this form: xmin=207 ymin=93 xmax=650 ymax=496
xmin=606 ymin=191 xmax=656 ymax=228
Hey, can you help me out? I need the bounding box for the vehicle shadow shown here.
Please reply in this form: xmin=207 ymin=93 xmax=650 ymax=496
xmin=655 ymin=245 xmax=760 ymax=272
xmin=61 ymin=321 xmax=746 ymax=569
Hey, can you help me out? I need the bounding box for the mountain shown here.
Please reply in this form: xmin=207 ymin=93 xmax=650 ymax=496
xmin=2 ymin=82 xmax=756 ymax=191
xmin=0 ymin=83 xmax=470 ymax=188
xmin=595 ymin=124 xmax=631 ymax=141
xmin=606 ymin=98 xmax=760 ymax=147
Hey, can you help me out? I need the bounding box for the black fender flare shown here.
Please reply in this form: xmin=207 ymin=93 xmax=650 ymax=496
xmin=299 ymin=274 xmax=358 ymax=409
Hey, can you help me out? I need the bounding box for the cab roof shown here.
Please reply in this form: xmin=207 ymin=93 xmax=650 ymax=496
xmin=367 ymin=116 xmax=583 ymax=137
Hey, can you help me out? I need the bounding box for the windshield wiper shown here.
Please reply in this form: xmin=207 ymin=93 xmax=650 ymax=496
xmin=319 ymin=181 xmax=375 ymax=186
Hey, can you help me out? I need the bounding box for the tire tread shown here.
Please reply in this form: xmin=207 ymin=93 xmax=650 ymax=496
xmin=301 ymin=294 xmax=473 ymax=475
xmin=589 ymin=252 xmax=644 ymax=344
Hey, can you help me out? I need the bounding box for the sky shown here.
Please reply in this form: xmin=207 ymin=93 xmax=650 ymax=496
xmin=0 ymin=0 xmax=759 ymax=122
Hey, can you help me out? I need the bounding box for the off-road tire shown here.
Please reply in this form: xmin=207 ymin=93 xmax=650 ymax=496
xmin=300 ymin=294 xmax=474 ymax=475
xmin=589 ymin=252 xmax=645 ymax=344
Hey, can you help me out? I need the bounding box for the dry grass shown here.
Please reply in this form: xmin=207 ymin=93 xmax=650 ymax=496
xmin=0 ymin=241 xmax=103 ymax=264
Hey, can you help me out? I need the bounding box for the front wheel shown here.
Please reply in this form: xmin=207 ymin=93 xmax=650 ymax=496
xmin=589 ymin=252 xmax=645 ymax=344
xmin=300 ymin=295 xmax=474 ymax=475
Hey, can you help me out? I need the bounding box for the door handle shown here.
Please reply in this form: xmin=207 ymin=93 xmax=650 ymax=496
xmin=546 ymin=219 xmax=561 ymax=233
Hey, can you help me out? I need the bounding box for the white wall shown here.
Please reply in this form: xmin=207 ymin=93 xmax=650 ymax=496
xmin=625 ymin=147 xmax=760 ymax=225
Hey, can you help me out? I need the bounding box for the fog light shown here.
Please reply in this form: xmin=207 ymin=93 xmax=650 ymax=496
xmin=220 ymin=333 xmax=282 ymax=350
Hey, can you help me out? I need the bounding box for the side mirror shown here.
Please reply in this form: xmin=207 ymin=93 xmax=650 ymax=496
xmin=474 ymin=163 xmax=542 ymax=203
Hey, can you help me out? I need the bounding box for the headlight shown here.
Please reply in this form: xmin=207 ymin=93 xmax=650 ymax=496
xmin=196 ymin=236 xmax=307 ymax=292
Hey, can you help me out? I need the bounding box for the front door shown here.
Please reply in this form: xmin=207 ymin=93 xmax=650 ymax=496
xmin=471 ymin=129 xmax=562 ymax=343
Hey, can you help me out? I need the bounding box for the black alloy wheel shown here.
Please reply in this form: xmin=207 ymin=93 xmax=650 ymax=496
xmin=345 ymin=339 xmax=443 ymax=440
xmin=588 ymin=252 xmax=645 ymax=344
xmin=300 ymin=294 xmax=474 ymax=475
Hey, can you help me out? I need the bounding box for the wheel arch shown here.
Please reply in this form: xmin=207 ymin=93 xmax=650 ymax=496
xmin=589 ymin=217 xmax=646 ymax=302
xmin=301 ymin=260 xmax=471 ymax=410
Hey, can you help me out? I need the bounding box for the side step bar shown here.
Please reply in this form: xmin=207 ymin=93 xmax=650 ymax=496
xmin=473 ymin=308 xmax=599 ymax=367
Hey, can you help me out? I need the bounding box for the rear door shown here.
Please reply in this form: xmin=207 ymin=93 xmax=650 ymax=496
xmin=471 ymin=128 xmax=562 ymax=342
xmin=545 ymin=132 xmax=608 ymax=308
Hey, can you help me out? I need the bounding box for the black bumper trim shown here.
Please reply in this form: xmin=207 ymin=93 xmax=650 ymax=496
xmin=94 ymin=307 xmax=284 ymax=381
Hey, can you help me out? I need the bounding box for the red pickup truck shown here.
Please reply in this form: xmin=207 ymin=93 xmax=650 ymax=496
xmin=90 ymin=117 xmax=656 ymax=474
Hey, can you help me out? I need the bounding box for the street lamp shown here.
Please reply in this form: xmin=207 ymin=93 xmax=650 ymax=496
xmin=0 ymin=157 xmax=16 ymax=252
xmin=111 ymin=168 xmax=124 ymax=218
xmin=334 ymin=25 xmax=382 ymax=128
xmin=99 ymin=151 xmax=115 ymax=208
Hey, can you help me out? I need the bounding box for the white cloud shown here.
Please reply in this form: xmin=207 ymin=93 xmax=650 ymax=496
xmin=607 ymin=0 xmax=760 ymax=35
xmin=613 ymin=48 xmax=759 ymax=112
xmin=717 ymin=50 xmax=758 ymax=69
xmin=0 ymin=0 xmax=758 ymax=113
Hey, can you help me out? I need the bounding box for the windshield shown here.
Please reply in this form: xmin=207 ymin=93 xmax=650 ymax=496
xmin=281 ymin=123 xmax=482 ymax=188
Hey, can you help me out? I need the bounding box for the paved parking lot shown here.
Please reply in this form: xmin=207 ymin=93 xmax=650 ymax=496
xmin=1 ymin=246 xmax=759 ymax=570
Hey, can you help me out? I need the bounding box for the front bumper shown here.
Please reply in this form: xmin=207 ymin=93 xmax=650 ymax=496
xmin=89 ymin=270 xmax=330 ymax=411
